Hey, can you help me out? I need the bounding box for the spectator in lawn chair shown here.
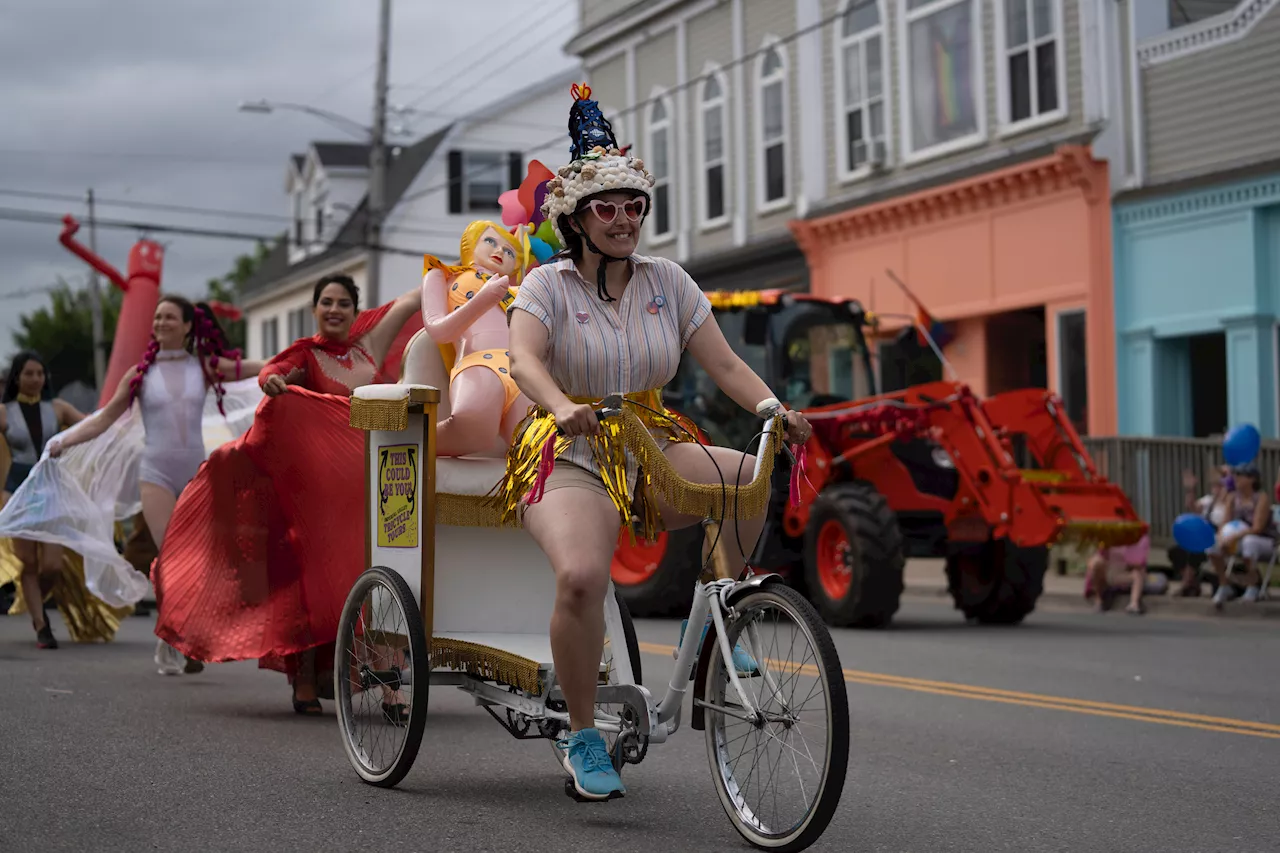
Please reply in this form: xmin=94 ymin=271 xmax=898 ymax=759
xmin=1169 ymin=466 xmax=1234 ymax=596
xmin=1207 ymin=463 xmax=1273 ymax=606
xmin=1085 ymin=534 xmax=1155 ymax=615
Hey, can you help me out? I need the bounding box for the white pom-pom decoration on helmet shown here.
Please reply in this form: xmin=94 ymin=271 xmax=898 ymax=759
xmin=540 ymin=145 xmax=656 ymax=246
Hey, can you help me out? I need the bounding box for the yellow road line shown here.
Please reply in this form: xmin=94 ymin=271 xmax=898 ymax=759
xmin=637 ymin=641 xmax=1280 ymax=739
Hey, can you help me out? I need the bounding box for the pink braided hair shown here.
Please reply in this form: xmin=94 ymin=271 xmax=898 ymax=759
xmin=127 ymin=298 xmax=243 ymax=416
xmin=191 ymin=304 xmax=242 ymax=416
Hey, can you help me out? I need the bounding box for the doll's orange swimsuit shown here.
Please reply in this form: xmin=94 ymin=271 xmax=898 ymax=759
xmin=445 ymin=268 xmax=523 ymax=416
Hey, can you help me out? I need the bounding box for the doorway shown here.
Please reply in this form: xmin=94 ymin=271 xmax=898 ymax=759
xmin=1188 ymin=332 xmax=1227 ymax=437
xmin=986 ymin=307 xmax=1048 ymax=395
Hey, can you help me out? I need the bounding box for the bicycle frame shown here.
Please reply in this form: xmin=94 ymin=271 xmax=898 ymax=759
xmin=461 ymin=412 xmax=787 ymax=746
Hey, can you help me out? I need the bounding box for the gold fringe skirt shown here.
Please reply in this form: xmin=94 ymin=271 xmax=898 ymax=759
xmin=488 ymin=388 xmax=783 ymax=543
xmin=0 ymin=537 xmax=132 ymax=643
xmin=488 ymin=389 xmax=699 ymax=541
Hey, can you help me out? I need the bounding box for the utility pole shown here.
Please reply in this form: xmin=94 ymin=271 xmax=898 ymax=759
xmin=366 ymin=0 xmax=391 ymax=308
xmin=86 ymin=188 xmax=106 ymax=391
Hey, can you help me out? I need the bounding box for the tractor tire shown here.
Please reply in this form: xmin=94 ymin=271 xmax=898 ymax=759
xmin=945 ymin=539 xmax=1048 ymax=625
xmin=802 ymin=482 xmax=906 ymax=628
xmin=611 ymin=525 xmax=705 ymax=618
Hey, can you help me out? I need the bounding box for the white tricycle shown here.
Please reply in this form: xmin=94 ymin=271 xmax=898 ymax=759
xmin=336 ymin=375 xmax=849 ymax=851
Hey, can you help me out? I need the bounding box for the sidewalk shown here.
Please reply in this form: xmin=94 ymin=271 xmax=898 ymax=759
xmin=902 ymin=559 xmax=1280 ymax=621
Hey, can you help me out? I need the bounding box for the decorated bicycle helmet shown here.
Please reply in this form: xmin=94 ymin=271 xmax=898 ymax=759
xmin=541 ymin=83 xmax=655 ymax=302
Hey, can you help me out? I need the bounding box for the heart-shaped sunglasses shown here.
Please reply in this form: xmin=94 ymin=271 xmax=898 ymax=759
xmin=582 ymin=197 xmax=648 ymax=223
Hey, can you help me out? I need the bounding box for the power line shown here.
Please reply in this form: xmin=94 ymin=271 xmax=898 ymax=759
xmin=0 ymin=148 xmax=278 ymax=166
xmin=0 ymin=206 xmax=439 ymax=260
xmin=398 ymin=1 xmax=577 ymax=128
xmin=398 ymin=6 xmax=848 ymax=208
xmin=0 ymin=187 xmax=474 ymax=241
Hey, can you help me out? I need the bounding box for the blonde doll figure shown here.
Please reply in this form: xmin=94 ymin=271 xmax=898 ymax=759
xmin=421 ymin=220 xmax=533 ymax=457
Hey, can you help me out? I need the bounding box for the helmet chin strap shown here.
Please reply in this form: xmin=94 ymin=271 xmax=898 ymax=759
xmin=574 ymin=213 xmax=637 ymax=303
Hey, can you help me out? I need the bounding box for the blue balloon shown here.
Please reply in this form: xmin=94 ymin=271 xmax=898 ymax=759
xmin=528 ymin=236 xmax=554 ymax=263
xmin=1172 ymin=513 xmax=1216 ymax=553
xmin=1223 ymin=423 xmax=1261 ymax=466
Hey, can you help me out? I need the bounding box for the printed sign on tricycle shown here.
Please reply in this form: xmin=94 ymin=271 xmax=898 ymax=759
xmin=377 ymin=443 xmax=419 ymax=548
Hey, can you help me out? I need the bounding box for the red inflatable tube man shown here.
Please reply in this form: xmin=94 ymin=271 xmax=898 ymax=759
xmin=59 ymin=215 xmax=164 ymax=408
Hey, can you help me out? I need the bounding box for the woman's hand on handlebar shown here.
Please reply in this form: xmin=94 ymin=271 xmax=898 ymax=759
xmin=782 ymin=410 xmax=812 ymax=445
xmin=553 ymin=400 xmax=600 ymax=437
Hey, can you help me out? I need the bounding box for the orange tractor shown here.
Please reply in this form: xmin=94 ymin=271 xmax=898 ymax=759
xmin=610 ymin=290 xmax=1147 ymax=627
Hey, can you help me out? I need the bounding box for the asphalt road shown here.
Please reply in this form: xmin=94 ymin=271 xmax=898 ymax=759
xmin=3 ymin=600 xmax=1277 ymax=853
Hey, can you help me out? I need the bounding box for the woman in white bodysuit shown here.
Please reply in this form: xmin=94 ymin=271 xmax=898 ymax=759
xmin=50 ymin=295 xmax=270 ymax=674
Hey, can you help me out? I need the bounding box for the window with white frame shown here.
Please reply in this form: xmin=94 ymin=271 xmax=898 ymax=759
xmin=313 ymin=189 xmax=328 ymax=244
xmin=647 ymin=96 xmax=673 ymax=239
xmin=447 ymin=150 xmax=510 ymax=213
xmin=291 ymin=191 xmax=303 ymax=247
xmin=699 ymin=71 xmax=729 ymax=225
xmin=756 ymin=42 xmax=788 ymax=206
xmin=286 ymin=306 xmax=309 ymax=343
xmin=902 ymin=0 xmax=981 ymax=156
xmin=999 ymin=0 xmax=1062 ymax=126
xmin=260 ymin=317 xmax=279 ymax=358
xmin=1056 ymin=309 xmax=1087 ymax=435
xmin=837 ymin=0 xmax=887 ymax=175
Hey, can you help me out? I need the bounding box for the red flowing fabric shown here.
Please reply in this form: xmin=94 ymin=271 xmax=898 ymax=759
xmin=154 ymin=302 xmax=422 ymax=678
xmin=154 ymin=387 xmax=360 ymax=670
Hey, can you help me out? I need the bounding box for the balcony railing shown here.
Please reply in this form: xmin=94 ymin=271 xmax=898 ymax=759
xmin=1080 ymin=435 xmax=1280 ymax=548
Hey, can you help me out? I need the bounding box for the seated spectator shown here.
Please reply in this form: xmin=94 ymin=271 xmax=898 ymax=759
xmin=1169 ymin=466 xmax=1233 ymax=596
xmin=1085 ymin=533 xmax=1152 ymax=615
xmin=1207 ymin=463 xmax=1273 ymax=607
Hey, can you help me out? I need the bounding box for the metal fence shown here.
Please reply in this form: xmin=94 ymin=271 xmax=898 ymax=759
xmin=1080 ymin=436 xmax=1280 ymax=548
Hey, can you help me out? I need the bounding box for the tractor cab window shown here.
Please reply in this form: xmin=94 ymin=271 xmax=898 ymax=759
xmin=778 ymin=317 xmax=873 ymax=409
xmin=664 ymin=300 xmax=875 ymax=449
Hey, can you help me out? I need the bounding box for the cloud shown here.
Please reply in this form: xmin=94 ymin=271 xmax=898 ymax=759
xmin=0 ymin=0 xmax=580 ymax=364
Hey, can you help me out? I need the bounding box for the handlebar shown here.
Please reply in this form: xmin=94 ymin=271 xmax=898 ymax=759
xmin=558 ymin=394 xmax=795 ymax=466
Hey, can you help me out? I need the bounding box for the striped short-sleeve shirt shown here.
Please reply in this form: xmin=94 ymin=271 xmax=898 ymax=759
xmin=508 ymin=254 xmax=712 ymax=476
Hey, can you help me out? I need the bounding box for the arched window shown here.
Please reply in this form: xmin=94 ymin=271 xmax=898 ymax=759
xmin=836 ymin=0 xmax=887 ymax=176
xmin=698 ymin=68 xmax=729 ymax=226
xmin=755 ymin=40 xmax=789 ymax=209
xmin=647 ymin=94 xmax=674 ymax=239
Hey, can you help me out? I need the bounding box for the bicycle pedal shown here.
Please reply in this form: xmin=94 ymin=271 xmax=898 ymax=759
xmin=562 ymin=777 xmax=624 ymax=802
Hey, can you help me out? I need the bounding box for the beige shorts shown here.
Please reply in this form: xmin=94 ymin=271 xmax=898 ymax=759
xmin=540 ymin=461 xmax=610 ymax=498
xmin=518 ymin=461 xmax=613 ymax=522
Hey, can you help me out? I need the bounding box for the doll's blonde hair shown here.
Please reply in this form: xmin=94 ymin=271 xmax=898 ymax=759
xmin=458 ymin=220 xmax=529 ymax=284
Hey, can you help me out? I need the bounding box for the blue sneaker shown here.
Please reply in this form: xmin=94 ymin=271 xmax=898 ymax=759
xmin=679 ymin=618 xmax=759 ymax=676
xmin=558 ymin=728 xmax=625 ymax=800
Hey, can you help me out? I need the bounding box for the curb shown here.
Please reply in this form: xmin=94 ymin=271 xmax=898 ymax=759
xmin=902 ymin=584 xmax=1280 ymax=621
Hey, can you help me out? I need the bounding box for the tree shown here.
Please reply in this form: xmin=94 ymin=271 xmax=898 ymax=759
xmin=13 ymin=278 xmax=123 ymax=393
xmin=204 ymin=240 xmax=271 ymax=352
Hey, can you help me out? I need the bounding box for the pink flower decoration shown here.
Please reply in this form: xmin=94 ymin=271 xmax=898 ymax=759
xmin=499 ymin=189 xmax=528 ymax=227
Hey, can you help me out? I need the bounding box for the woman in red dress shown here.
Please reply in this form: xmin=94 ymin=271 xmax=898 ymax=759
xmin=154 ymin=274 xmax=422 ymax=715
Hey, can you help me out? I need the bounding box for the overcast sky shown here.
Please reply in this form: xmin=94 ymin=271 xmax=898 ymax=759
xmin=0 ymin=0 xmax=580 ymax=365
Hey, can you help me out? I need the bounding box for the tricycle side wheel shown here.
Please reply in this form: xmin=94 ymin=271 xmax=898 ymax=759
xmin=335 ymin=565 xmax=429 ymax=788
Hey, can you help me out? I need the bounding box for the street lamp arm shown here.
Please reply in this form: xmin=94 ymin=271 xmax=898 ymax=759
xmin=238 ymin=99 xmax=372 ymax=140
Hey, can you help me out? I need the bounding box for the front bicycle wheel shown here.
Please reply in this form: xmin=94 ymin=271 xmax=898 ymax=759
xmin=702 ymin=584 xmax=849 ymax=851
xmin=335 ymin=566 xmax=429 ymax=788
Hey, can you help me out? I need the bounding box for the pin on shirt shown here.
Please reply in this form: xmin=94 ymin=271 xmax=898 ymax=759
xmin=575 ymin=311 xmax=590 ymax=324
xmin=646 ymin=294 xmax=666 ymax=315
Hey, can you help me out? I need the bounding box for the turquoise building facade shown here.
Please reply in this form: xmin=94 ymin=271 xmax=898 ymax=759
xmin=1114 ymin=171 xmax=1280 ymax=438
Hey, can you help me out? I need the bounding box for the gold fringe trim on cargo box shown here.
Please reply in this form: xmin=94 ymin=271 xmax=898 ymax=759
xmin=437 ymin=492 xmax=508 ymax=528
xmin=430 ymin=637 xmax=542 ymax=695
xmin=349 ymin=395 xmax=409 ymax=432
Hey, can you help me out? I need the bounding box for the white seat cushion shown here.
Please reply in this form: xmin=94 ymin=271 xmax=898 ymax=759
xmin=437 ymin=456 xmax=509 ymax=497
